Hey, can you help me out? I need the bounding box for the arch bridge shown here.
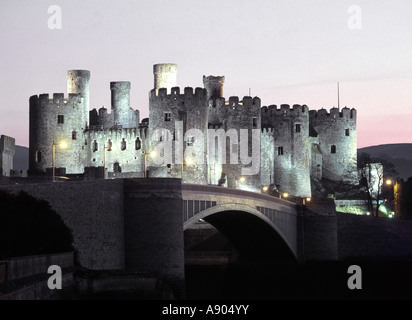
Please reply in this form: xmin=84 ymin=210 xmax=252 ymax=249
xmin=182 ymin=184 xmax=299 ymax=261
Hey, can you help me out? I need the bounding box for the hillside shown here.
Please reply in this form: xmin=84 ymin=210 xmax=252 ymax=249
xmin=358 ymin=143 xmax=412 ymax=180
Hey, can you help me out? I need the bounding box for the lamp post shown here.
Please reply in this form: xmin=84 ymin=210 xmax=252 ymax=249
xmin=52 ymin=141 xmax=67 ymax=182
xmin=235 ymin=176 xmax=245 ymax=189
xmin=144 ymin=151 xmax=156 ymax=178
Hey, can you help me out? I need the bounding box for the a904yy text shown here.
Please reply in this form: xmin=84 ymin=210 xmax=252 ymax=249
xmin=162 ymin=304 xmax=249 ymax=317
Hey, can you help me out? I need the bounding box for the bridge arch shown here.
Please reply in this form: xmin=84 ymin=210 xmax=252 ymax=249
xmin=184 ymin=203 xmax=297 ymax=262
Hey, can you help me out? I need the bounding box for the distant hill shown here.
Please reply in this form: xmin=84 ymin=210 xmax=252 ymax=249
xmin=12 ymin=143 xmax=412 ymax=179
xmin=14 ymin=145 xmax=29 ymax=171
xmin=358 ymin=143 xmax=412 ymax=180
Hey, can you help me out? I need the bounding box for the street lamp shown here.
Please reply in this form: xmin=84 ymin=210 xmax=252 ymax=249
xmin=103 ymin=144 xmax=113 ymax=179
xmin=262 ymin=186 xmax=269 ymax=192
xmin=280 ymin=192 xmax=289 ymax=199
xmin=386 ymin=179 xmax=393 ymax=186
xmin=144 ymin=150 xmax=156 ymax=178
xmin=235 ymin=176 xmax=245 ymax=189
xmin=52 ymin=141 xmax=67 ymax=182
xmin=303 ymin=197 xmax=311 ymax=205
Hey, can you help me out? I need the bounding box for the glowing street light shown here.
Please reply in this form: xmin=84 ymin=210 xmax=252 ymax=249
xmin=303 ymin=197 xmax=311 ymax=205
xmin=52 ymin=141 xmax=67 ymax=182
xmin=144 ymin=150 xmax=156 ymax=178
xmin=262 ymin=186 xmax=269 ymax=192
xmin=235 ymin=176 xmax=245 ymax=189
xmin=386 ymin=179 xmax=393 ymax=186
xmin=280 ymin=192 xmax=289 ymax=199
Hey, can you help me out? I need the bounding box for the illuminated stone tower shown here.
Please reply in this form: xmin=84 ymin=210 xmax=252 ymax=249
xmin=153 ymin=63 xmax=177 ymax=94
xmin=67 ymin=70 xmax=90 ymax=128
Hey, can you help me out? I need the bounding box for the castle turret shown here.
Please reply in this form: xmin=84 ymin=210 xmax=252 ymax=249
xmin=153 ymin=63 xmax=177 ymax=94
xmin=203 ymin=75 xmax=225 ymax=101
xmin=261 ymin=104 xmax=312 ymax=197
xmin=148 ymin=85 xmax=209 ymax=184
xmin=111 ymin=81 xmax=133 ymax=128
xmin=67 ymin=70 xmax=90 ymax=128
xmin=309 ymin=107 xmax=357 ymax=183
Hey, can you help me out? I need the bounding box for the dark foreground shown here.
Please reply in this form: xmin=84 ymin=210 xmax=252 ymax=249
xmin=185 ymin=259 xmax=412 ymax=300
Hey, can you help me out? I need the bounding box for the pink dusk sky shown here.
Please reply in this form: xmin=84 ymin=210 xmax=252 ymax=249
xmin=1 ymin=0 xmax=411 ymax=148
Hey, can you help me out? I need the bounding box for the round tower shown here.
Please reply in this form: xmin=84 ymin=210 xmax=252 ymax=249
xmin=310 ymin=107 xmax=358 ymax=183
xmin=269 ymin=104 xmax=312 ymax=197
xmin=110 ymin=81 xmax=132 ymax=128
xmin=203 ymin=75 xmax=225 ymax=101
xmin=153 ymin=63 xmax=177 ymax=94
xmin=67 ymin=70 xmax=90 ymax=127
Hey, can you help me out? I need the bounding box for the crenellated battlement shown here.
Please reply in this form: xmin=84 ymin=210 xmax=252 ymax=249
xmin=309 ymin=107 xmax=356 ymax=121
xmin=149 ymin=86 xmax=207 ymax=101
xmin=208 ymin=96 xmax=261 ymax=110
xmin=261 ymin=127 xmax=275 ymax=134
xmin=85 ymin=126 xmax=147 ymax=140
xmin=261 ymin=104 xmax=309 ymax=118
xmin=30 ymin=93 xmax=83 ymax=107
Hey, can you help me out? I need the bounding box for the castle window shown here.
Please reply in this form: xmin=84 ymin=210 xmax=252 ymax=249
xmin=92 ymin=140 xmax=98 ymax=152
xmin=252 ymin=117 xmax=258 ymax=128
xmin=345 ymin=129 xmax=350 ymax=136
xmin=167 ymin=164 xmax=172 ymax=173
xmin=331 ymin=145 xmax=336 ymax=154
xmin=164 ymin=112 xmax=172 ymax=122
xmin=295 ymin=124 xmax=301 ymax=133
xmin=121 ymin=138 xmax=126 ymax=150
xmin=278 ymin=147 xmax=284 ymax=156
xmin=35 ymin=150 xmax=42 ymax=163
xmin=187 ymin=136 xmax=195 ymax=146
xmin=113 ymin=162 xmax=121 ymax=173
xmin=57 ymin=115 xmax=64 ymax=124
xmin=72 ymin=131 xmax=77 ymax=140
xmin=135 ymin=137 xmax=141 ymax=150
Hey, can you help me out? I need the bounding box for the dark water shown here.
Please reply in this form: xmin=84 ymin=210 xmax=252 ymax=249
xmin=185 ymin=260 xmax=412 ymax=300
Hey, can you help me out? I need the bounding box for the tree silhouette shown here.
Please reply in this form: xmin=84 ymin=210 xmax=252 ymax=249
xmin=358 ymin=152 xmax=399 ymax=216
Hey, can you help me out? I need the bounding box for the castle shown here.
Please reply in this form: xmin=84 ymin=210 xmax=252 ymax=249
xmin=28 ymin=63 xmax=358 ymax=197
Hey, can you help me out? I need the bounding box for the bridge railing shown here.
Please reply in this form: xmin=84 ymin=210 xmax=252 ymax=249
xmin=181 ymin=184 xmax=296 ymax=206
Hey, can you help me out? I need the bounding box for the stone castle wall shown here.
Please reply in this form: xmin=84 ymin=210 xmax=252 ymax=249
xmin=28 ymin=65 xmax=358 ymax=197
xmin=29 ymin=93 xmax=87 ymax=174
xmin=310 ymin=107 xmax=357 ymax=183
xmin=261 ymin=104 xmax=312 ymax=197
